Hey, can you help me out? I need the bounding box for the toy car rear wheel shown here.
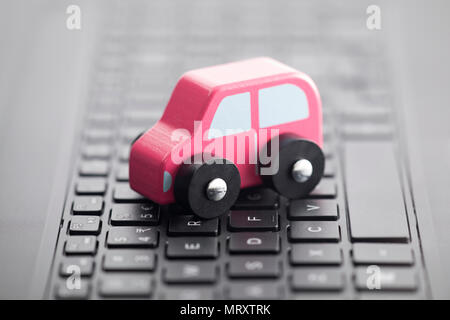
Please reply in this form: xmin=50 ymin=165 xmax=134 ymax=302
xmin=174 ymin=158 xmax=241 ymax=219
xmin=260 ymin=135 xmax=324 ymax=199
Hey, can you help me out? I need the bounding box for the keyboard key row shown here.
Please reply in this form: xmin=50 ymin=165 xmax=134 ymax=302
xmin=55 ymin=265 xmax=418 ymax=299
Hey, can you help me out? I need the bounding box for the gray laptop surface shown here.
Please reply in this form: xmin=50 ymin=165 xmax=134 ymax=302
xmin=0 ymin=0 xmax=449 ymax=299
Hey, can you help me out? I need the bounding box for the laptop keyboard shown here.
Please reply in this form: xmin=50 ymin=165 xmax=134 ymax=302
xmin=48 ymin=0 xmax=428 ymax=299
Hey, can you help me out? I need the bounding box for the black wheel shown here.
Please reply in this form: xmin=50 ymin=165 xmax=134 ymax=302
xmin=174 ymin=157 xmax=241 ymax=219
xmin=259 ymin=135 xmax=324 ymax=199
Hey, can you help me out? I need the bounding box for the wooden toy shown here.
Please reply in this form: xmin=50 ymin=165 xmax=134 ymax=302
xmin=130 ymin=57 xmax=324 ymax=219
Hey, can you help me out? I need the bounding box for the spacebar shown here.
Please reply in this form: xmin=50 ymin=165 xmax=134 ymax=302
xmin=344 ymin=141 xmax=410 ymax=242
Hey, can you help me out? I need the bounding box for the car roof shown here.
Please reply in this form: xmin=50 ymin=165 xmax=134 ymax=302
xmin=182 ymin=57 xmax=297 ymax=89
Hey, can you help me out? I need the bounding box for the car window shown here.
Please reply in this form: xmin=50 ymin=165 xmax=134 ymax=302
xmin=258 ymin=83 xmax=309 ymax=128
xmin=208 ymin=92 xmax=251 ymax=139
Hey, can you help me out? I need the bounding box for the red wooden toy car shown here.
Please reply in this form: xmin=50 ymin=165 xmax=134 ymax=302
xmin=130 ymin=57 xmax=324 ymax=219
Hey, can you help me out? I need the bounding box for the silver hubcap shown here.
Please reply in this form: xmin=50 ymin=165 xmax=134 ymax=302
xmin=206 ymin=178 xmax=227 ymax=201
xmin=292 ymin=159 xmax=313 ymax=183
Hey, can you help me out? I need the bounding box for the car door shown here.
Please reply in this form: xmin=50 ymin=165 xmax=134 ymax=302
xmin=204 ymin=90 xmax=259 ymax=187
xmin=257 ymin=82 xmax=311 ymax=144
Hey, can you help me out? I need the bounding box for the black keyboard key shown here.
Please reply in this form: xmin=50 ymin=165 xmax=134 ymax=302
xmin=87 ymin=113 xmax=116 ymax=127
xmin=65 ymin=236 xmax=97 ymax=255
xmin=164 ymin=289 xmax=215 ymax=300
xmin=342 ymin=123 xmax=393 ymax=140
xmin=76 ymin=178 xmax=107 ymax=195
xmin=227 ymin=257 xmax=280 ymax=278
xmin=103 ymin=250 xmax=156 ymax=271
xmin=55 ymin=280 xmax=91 ymax=299
xmin=113 ymin=183 xmax=145 ymax=202
xmin=352 ymin=244 xmax=414 ymax=265
xmin=123 ymin=110 xmax=159 ymax=125
xmin=110 ymin=203 xmax=160 ymax=226
xmin=118 ymin=145 xmax=131 ymax=162
xmin=79 ymin=160 xmax=109 ymax=176
xmin=98 ymin=275 xmax=153 ymax=297
xmin=168 ymin=215 xmax=219 ymax=236
xmin=107 ymin=227 xmax=158 ymax=248
xmin=344 ymin=142 xmax=410 ymax=242
xmin=323 ymin=142 xmax=334 ymax=158
xmin=288 ymin=199 xmax=338 ymax=220
xmin=60 ymin=257 xmax=95 ymax=277
xmin=233 ymin=188 xmax=279 ymax=209
xmin=228 ymin=210 xmax=279 ymax=231
xmin=116 ymin=164 xmax=129 ymax=181
xmin=308 ymin=178 xmax=337 ymax=198
xmin=229 ymin=232 xmax=280 ymax=254
xmin=339 ymin=107 xmax=390 ymax=123
xmin=73 ymin=196 xmax=103 ymax=215
xmin=354 ymin=267 xmax=417 ymax=291
xmin=291 ymin=269 xmax=344 ymax=291
xmin=289 ymin=221 xmax=340 ymax=242
xmin=69 ymin=216 xmax=101 ymax=235
xmin=164 ymin=262 xmax=217 ymax=284
xmin=166 ymin=237 xmax=219 ymax=259
xmin=84 ymin=129 xmax=113 ymax=142
xmin=290 ymin=244 xmax=342 ymax=265
xmin=323 ymin=159 xmax=335 ymax=177
xmin=323 ymin=125 xmax=332 ymax=140
xmin=82 ymin=144 xmax=112 ymax=159
xmin=226 ymin=284 xmax=282 ymax=299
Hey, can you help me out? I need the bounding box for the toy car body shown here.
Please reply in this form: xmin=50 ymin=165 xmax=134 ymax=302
xmin=130 ymin=57 xmax=323 ymax=218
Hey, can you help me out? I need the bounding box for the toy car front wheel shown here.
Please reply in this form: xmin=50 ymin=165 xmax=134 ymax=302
xmin=174 ymin=158 xmax=241 ymax=219
xmin=260 ymin=135 xmax=324 ymax=199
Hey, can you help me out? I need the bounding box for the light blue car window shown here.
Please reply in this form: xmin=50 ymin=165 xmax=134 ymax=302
xmin=258 ymin=84 xmax=309 ymax=128
xmin=208 ymin=92 xmax=251 ymax=139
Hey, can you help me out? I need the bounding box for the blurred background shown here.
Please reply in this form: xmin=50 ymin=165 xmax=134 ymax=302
xmin=0 ymin=0 xmax=450 ymax=299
